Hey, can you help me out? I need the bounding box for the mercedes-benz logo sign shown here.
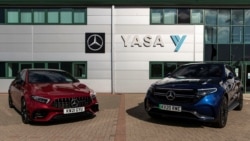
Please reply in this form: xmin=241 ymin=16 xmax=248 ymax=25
xmin=85 ymin=33 xmax=105 ymax=53
xmin=166 ymin=90 xmax=176 ymax=101
xmin=71 ymin=99 xmax=79 ymax=107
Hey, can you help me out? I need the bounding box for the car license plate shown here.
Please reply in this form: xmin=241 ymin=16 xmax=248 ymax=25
xmin=63 ymin=107 xmax=85 ymax=114
xmin=159 ymin=104 xmax=181 ymax=112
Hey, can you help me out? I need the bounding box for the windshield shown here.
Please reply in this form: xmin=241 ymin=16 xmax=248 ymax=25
xmin=28 ymin=70 xmax=79 ymax=83
xmin=171 ymin=64 xmax=225 ymax=79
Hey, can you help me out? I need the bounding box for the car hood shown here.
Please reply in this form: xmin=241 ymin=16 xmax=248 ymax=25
xmin=29 ymin=83 xmax=90 ymax=96
xmin=154 ymin=77 xmax=222 ymax=88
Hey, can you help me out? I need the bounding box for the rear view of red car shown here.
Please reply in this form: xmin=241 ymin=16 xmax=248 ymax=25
xmin=8 ymin=69 xmax=99 ymax=124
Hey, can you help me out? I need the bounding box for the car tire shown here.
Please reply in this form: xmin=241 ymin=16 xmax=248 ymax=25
xmin=8 ymin=93 xmax=14 ymax=108
xmin=214 ymin=96 xmax=228 ymax=128
xmin=21 ymin=98 xmax=30 ymax=124
xmin=234 ymin=90 xmax=243 ymax=111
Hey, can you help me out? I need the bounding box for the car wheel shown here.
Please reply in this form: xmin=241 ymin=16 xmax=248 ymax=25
xmin=214 ymin=96 xmax=228 ymax=128
xmin=21 ymin=99 xmax=30 ymax=124
xmin=8 ymin=93 xmax=14 ymax=108
xmin=234 ymin=90 xmax=243 ymax=111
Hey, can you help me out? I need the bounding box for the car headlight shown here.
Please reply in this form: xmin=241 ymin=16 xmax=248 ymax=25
xmin=197 ymin=88 xmax=217 ymax=96
xmin=31 ymin=96 xmax=50 ymax=104
xmin=90 ymin=89 xmax=97 ymax=100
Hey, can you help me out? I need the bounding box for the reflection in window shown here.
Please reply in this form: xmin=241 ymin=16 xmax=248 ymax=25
xmin=204 ymin=44 xmax=217 ymax=61
xmin=20 ymin=10 xmax=32 ymax=23
xmin=205 ymin=26 xmax=217 ymax=44
xmin=34 ymin=10 xmax=45 ymax=23
xmin=245 ymin=10 xmax=250 ymax=25
xmin=164 ymin=63 xmax=176 ymax=77
xmin=74 ymin=10 xmax=85 ymax=23
xmin=48 ymin=63 xmax=59 ymax=69
xmin=191 ymin=9 xmax=203 ymax=24
xmin=217 ymin=27 xmax=230 ymax=44
xmin=232 ymin=26 xmax=243 ymax=43
xmin=232 ymin=10 xmax=243 ymax=25
xmin=218 ymin=10 xmax=230 ymax=26
xmin=48 ymin=10 xmax=59 ymax=23
xmin=7 ymin=10 xmax=19 ymax=23
xmin=60 ymin=10 xmax=72 ymax=24
xmin=178 ymin=9 xmax=190 ymax=24
xmin=7 ymin=63 xmax=18 ymax=77
xmin=163 ymin=9 xmax=177 ymax=24
xmin=205 ymin=9 xmax=217 ymax=25
xmin=151 ymin=9 xmax=162 ymax=24
xmin=74 ymin=64 xmax=86 ymax=78
xmin=150 ymin=63 xmax=163 ymax=78
xmin=244 ymin=26 xmax=250 ymax=43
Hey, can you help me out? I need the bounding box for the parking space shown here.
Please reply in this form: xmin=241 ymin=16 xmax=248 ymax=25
xmin=0 ymin=93 xmax=250 ymax=141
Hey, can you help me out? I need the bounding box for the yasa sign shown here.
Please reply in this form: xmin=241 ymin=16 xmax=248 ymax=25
xmin=121 ymin=35 xmax=186 ymax=52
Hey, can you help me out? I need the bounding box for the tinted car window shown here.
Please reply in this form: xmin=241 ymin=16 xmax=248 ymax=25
xmin=171 ymin=64 xmax=224 ymax=79
xmin=28 ymin=70 xmax=78 ymax=83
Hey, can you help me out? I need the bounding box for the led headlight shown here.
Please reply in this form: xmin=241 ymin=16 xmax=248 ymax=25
xmin=31 ymin=96 xmax=50 ymax=104
xmin=90 ymin=89 xmax=97 ymax=100
xmin=197 ymin=88 xmax=217 ymax=96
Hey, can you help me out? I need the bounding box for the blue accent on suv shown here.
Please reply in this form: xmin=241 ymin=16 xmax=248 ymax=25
xmin=144 ymin=63 xmax=243 ymax=128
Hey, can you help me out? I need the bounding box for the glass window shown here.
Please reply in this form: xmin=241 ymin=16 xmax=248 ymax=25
xmin=74 ymin=63 xmax=87 ymax=78
xmin=34 ymin=10 xmax=45 ymax=23
xmin=34 ymin=63 xmax=45 ymax=68
xmin=61 ymin=62 xmax=72 ymax=75
xmin=245 ymin=45 xmax=250 ymax=61
xmin=48 ymin=10 xmax=59 ymax=23
xmin=60 ymin=10 xmax=72 ymax=24
xmin=150 ymin=63 xmax=163 ymax=78
xmin=178 ymin=9 xmax=190 ymax=24
xmin=218 ymin=10 xmax=230 ymax=26
xmin=48 ymin=63 xmax=59 ymax=69
xmin=232 ymin=26 xmax=243 ymax=43
xmin=232 ymin=10 xmax=243 ymax=25
xmin=231 ymin=45 xmax=244 ymax=61
xmin=204 ymin=44 xmax=217 ymax=61
xmin=218 ymin=45 xmax=230 ymax=61
xmin=7 ymin=10 xmax=19 ymax=23
xmin=0 ymin=62 xmax=5 ymax=77
xmin=191 ymin=9 xmax=203 ymax=24
xmin=7 ymin=63 xmax=18 ymax=77
xmin=244 ymin=26 xmax=250 ymax=43
xmin=244 ymin=10 xmax=250 ymax=25
xmin=151 ymin=9 xmax=163 ymax=24
xmin=74 ymin=10 xmax=86 ymax=24
xmin=20 ymin=63 xmax=32 ymax=70
xmin=205 ymin=9 xmax=217 ymax=25
xmin=20 ymin=10 xmax=32 ymax=23
xmin=163 ymin=9 xmax=177 ymax=24
xmin=205 ymin=26 xmax=217 ymax=44
xmin=217 ymin=27 xmax=230 ymax=44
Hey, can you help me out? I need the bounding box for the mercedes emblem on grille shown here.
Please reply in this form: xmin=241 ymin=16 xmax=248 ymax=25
xmin=71 ymin=99 xmax=79 ymax=107
xmin=166 ymin=90 xmax=176 ymax=101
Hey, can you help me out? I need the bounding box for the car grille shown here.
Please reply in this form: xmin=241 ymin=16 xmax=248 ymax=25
xmin=154 ymin=88 xmax=198 ymax=103
xmin=52 ymin=96 xmax=92 ymax=108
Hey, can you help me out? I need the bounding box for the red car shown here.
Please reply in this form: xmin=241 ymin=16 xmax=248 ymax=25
xmin=8 ymin=69 xmax=99 ymax=124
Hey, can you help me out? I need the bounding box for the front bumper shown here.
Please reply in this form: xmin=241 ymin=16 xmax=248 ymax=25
xmin=145 ymin=94 xmax=221 ymax=122
xmin=27 ymin=100 xmax=99 ymax=122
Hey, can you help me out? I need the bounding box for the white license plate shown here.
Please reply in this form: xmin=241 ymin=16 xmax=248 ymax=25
xmin=63 ymin=107 xmax=85 ymax=114
xmin=159 ymin=104 xmax=182 ymax=112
